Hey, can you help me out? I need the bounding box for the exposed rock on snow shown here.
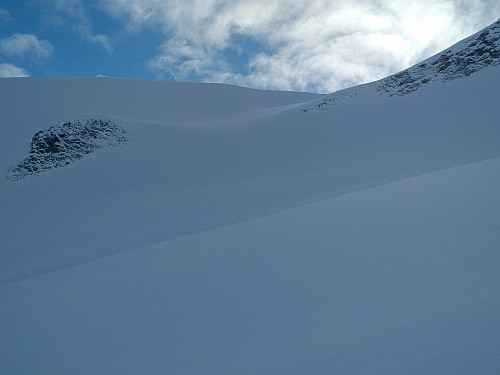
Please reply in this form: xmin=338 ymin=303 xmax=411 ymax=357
xmin=304 ymin=18 xmax=500 ymax=111
xmin=6 ymin=118 xmax=129 ymax=180
xmin=377 ymin=19 xmax=500 ymax=96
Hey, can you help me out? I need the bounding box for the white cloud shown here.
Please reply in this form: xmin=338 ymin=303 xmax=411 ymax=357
xmin=77 ymin=25 xmax=113 ymax=53
xmin=0 ymin=33 xmax=54 ymax=59
xmin=100 ymin=0 xmax=500 ymax=92
xmin=0 ymin=63 xmax=30 ymax=78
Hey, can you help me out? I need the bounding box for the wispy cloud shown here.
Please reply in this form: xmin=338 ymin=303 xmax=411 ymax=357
xmin=0 ymin=63 xmax=30 ymax=77
xmin=0 ymin=33 xmax=54 ymax=59
xmin=0 ymin=7 xmax=11 ymax=24
xmin=35 ymin=0 xmax=112 ymax=53
xmin=101 ymin=0 xmax=500 ymax=92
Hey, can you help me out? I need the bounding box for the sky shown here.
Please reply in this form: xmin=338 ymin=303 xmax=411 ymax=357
xmin=0 ymin=0 xmax=499 ymax=93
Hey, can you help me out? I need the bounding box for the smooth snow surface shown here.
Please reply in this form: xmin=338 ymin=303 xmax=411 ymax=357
xmin=2 ymin=157 xmax=500 ymax=375
xmin=1 ymin=24 xmax=500 ymax=374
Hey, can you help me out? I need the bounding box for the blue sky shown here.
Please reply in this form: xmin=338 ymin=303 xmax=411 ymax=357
xmin=1 ymin=0 xmax=499 ymax=93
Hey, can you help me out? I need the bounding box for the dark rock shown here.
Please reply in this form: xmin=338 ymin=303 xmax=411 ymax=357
xmin=6 ymin=118 xmax=130 ymax=180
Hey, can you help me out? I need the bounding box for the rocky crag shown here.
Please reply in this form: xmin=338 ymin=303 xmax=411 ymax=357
xmin=6 ymin=118 xmax=129 ymax=180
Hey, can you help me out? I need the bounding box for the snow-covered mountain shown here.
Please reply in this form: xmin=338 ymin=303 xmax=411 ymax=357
xmin=304 ymin=18 xmax=500 ymax=110
xmin=1 ymin=19 xmax=499 ymax=375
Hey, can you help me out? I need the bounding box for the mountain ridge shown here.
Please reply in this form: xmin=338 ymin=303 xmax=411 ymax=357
xmin=304 ymin=18 xmax=500 ymax=111
xmin=1 ymin=38 xmax=499 ymax=284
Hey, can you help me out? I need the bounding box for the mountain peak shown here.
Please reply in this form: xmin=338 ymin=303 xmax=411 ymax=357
xmin=304 ymin=18 xmax=500 ymax=111
xmin=377 ymin=18 xmax=500 ymax=96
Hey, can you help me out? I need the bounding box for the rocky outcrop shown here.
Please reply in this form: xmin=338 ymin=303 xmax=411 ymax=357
xmin=376 ymin=19 xmax=500 ymax=96
xmin=6 ymin=118 xmax=129 ymax=180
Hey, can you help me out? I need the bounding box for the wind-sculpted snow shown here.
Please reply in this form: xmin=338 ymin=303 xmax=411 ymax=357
xmin=6 ymin=119 xmax=129 ymax=180
xmin=303 ymin=18 xmax=500 ymax=111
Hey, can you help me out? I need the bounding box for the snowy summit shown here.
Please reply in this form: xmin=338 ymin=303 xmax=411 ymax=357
xmin=305 ymin=18 xmax=500 ymax=110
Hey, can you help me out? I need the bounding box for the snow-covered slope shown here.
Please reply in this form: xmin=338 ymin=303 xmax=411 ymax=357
xmin=1 ymin=20 xmax=499 ymax=375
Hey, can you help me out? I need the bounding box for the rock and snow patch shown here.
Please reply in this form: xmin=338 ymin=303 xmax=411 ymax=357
xmin=376 ymin=19 xmax=500 ymax=96
xmin=6 ymin=118 xmax=129 ymax=180
xmin=303 ymin=18 xmax=500 ymax=111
